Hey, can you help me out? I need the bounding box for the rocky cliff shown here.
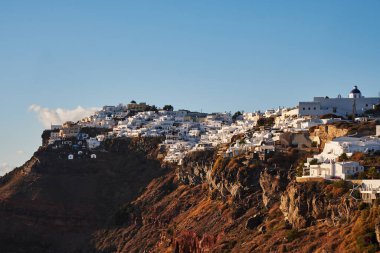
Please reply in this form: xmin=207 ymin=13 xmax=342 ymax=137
xmin=0 ymin=137 xmax=167 ymax=252
xmin=310 ymin=121 xmax=376 ymax=150
xmin=280 ymin=181 xmax=357 ymax=229
xmin=1 ymin=135 xmax=380 ymax=252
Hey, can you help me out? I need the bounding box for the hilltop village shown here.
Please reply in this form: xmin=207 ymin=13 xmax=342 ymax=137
xmin=43 ymin=86 xmax=380 ymax=203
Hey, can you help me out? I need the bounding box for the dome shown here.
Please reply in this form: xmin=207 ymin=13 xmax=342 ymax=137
xmin=350 ymin=85 xmax=361 ymax=94
xmin=349 ymin=85 xmax=362 ymax=98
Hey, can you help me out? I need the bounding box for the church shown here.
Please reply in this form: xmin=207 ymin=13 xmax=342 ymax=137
xmin=299 ymin=86 xmax=380 ymax=117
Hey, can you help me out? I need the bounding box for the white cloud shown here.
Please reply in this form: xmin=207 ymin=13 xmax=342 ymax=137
xmin=29 ymin=104 xmax=99 ymax=128
xmin=0 ymin=162 xmax=12 ymax=176
xmin=16 ymin=150 xmax=25 ymax=155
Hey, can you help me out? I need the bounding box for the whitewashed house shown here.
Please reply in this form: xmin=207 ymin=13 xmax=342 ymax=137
xmin=87 ymin=138 xmax=101 ymax=149
xmin=315 ymin=137 xmax=380 ymax=163
xmin=305 ymin=160 xmax=363 ymax=179
xmin=299 ymin=86 xmax=380 ymax=117
xmin=357 ymin=180 xmax=380 ymax=203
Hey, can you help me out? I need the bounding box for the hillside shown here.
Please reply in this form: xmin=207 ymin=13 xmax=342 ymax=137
xmin=0 ymin=137 xmax=166 ymax=252
xmin=0 ymin=133 xmax=379 ymax=252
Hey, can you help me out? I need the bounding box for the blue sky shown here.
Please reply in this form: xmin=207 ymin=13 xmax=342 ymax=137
xmin=1 ymin=0 xmax=380 ymax=174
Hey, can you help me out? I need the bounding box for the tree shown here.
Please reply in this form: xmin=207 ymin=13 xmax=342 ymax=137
xmin=309 ymin=158 xmax=319 ymax=165
xmin=145 ymin=105 xmax=158 ymax=112
xmin=338 ymin=153 xmax=349 ymax=162
xmin=367 ymin=167 xmax=379 ymax=179
xmin=163 ymin=105 xmax=174 ymax=111
xmin=232 ymin=111 xmax=242 ymax=122
xmin=257 ymin=117 xmax=275 ymax=127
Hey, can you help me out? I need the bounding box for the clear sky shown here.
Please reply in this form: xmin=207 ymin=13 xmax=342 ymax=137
xmin=1 ymin=0 xmax=380 ymax=175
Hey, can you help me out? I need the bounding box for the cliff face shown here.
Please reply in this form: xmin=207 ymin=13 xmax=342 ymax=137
xmin=280 ymin=181 xmax=358 ymax=229
xmin=0 ymin=137 xmax=167 ymax=252
xmin=310 ymin=124 xmax=350 ymax=150
xmin=177 ymin=150 xmax=268 ymax=209
xmin=1 ymin=135 xmax=380 ymax=252
xmin=310 ymin=121 xmax=376 ymax=150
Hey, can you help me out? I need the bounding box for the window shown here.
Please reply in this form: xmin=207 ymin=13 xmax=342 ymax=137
xmin=314 ymin=107 xmax=316 ymax=110
xmin=303 ymin=107 xmax=305 ymax=110
xmin=308 ymin=107 xmax=311 ymax=110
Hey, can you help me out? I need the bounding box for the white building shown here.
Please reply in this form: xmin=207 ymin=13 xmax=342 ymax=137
xmin=306 ymin=160 xmax=364 ymax=180
xmin=87 ymin=138 xmax=101 ymax=149
xmin=377 ymin=125 xmax=380 ymax=137
xmin=357 ymin=180 xmax=380 ymax=203
xmin=299 ymin=86 xmax=379 ymax=117
xmin=315 ymin=137 xmax=380 ymax=163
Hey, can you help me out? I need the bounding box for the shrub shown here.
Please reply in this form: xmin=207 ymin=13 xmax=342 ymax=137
xmin=338 ymin=153 xmax=349 ymax=162
xmin=309 ymin=158 xmax=319 ymax=165
xmin=286 ymin=229 xmax=301 ymax=242
xmin=367 ymin=167 xmax=380 ymax=179
xmin=332 ymin=180 xmax=350 ymax=189
xmin=351 ymin=189 xmax=361 ymax=199
xmin=356 ymin=232 xmax=378 ymax=253
xmin=232 ymin=111 xmax=243 ymax=122
xmin=358 ymin=202 xmax=368 ymax=210
xmin=163 ymin=105 xmax=174 ymax=111
xmin=351 ymin=208 xmax=380 ymax=252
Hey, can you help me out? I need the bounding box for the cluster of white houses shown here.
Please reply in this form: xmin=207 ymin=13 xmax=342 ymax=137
xmin=45 ymin=87 xmax=380 ymax=163
xmin=300 ymin=136 xmax=380 ymax=180
xmin=44 ymin=87 xmax=380 ymax=201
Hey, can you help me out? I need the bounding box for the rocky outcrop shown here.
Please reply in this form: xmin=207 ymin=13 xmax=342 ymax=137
xmin=309 ymin=121 xmax=376 ymax=150
xmin=178 ymin=153 xmax=262 ymax=202
xmin=245 ymin=214 xmax=264 ymax=230
xmin=2 ymin=133 xmax=378 ymax=253
xmin=376 ymin=223 xmax=380 ymax=245
xmin=309 ymin=124 xmax=350 ymax=150
xmin=280 ymin=182 xmax=357 ymax=229
xmin=173 ymin=231 xmax=217 ymax=253
xmin=259 ymin=167 xmax=289 ymax=208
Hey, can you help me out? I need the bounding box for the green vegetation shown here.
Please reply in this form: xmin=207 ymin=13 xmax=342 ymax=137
xmin=364 ymin=103 xmax=380 ymax=116
xmin=232 ymin=111 xmax=242 ymax=122
xmin=286 ymin=229 xmax=301 ymax=242
xmin=358 ymin=167 xmax=380 ymax=179
xmin=324 ymin=180 xmax=351 ymax=198
xmin=145 ymin=105 xmax=158 ymax=112
xmin=309 ymin=158 xmax=319 ymax=165
xmin=163 ymin=105 xmax=174 ymax=111
xmin=257 ymin=117 xmax=275 ymax=127
xmin=296 ymin=160 xmax=306 ymax=177
xmin=338 ymin=153 xmax=349 ymax=162
xmin=367 ymin=167 xmax=380 ymax=179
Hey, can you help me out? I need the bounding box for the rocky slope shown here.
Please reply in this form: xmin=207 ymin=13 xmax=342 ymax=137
xmin=1 ymin=133 xmax=380 ymax=252
xmin=0 ymin=137 xmax=167 ymax=252
xmin=310 ymin=121 xmax=376 ymax=150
